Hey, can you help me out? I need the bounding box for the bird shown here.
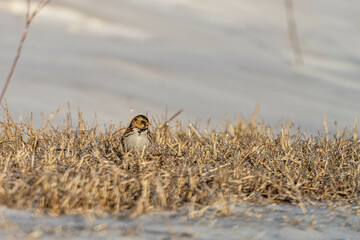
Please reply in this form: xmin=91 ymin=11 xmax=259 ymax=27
xmin=121 ymin=115 xmax=152 ymax=152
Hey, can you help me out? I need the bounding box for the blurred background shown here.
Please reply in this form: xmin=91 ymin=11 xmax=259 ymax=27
xmin=0 ymin=0 xmax=359 ymax=134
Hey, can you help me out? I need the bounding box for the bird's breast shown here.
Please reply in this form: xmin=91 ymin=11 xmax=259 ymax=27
xmin=125 ymin=130 xmax=150 ymax=151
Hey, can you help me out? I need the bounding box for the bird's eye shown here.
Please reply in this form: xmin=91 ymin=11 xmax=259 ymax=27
xmin=141 ymin=121 xmax=146 ymax=124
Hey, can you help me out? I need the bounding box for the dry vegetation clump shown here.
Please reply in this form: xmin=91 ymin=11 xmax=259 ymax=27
xmin=0 ymin=108 xmax=359 ymax=217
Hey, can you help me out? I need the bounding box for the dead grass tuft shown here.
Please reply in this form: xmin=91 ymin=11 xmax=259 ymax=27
xmin=0 ymin=107 xmax=359 ymax=217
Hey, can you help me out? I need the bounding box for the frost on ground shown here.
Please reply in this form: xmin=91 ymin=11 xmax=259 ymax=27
xmin=0 ymin=204 xmax=359 ymax=240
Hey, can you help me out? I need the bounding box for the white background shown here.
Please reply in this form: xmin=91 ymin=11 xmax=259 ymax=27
xmin=0 ymin=0 xmax=359 ymax=134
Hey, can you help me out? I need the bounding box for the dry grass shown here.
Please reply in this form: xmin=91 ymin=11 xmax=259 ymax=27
xmin=0 ymin=107 xmax=359 ymax=217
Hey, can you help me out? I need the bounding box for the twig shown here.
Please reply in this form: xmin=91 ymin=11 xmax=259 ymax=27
xmin=251 ymin=104 xmax=260 ymax=125
xmin=323 ymin=114 xmax=329 ymax=142
xmin=0 ymin=0 xmax=51 ymax=104
xmin=284 ymin=0 xmax=304 ymax=65
xmin=112 ymin=127 xmax=127 ymax=136
xmin=189 ymin=123 xmax=205 ymax=144
xmin=353 ymin=118 xmax=358 ymax=141
xmin=159 ymin=108 xmax=184 ymax=129
xmin=165 ymin=108 xmax=184 ymax=125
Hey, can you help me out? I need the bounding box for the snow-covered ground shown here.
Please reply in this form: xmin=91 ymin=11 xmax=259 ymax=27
xmin=0 ymin=0 xmax=359 ymax=133
xmin=1 ymin=204 xmax=359 ymax=240
xmin=1 ymin=0 xmax=360 ymax=239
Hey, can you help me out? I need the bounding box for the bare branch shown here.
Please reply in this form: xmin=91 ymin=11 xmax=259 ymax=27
xmin=0 ymin=0 xmax=51 ymax=104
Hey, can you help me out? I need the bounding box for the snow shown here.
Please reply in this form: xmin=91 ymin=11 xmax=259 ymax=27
xmin=0 ymin=204 xmax=359 ymax=239
xmin=0 ymin=0 xmax=359 ymax=133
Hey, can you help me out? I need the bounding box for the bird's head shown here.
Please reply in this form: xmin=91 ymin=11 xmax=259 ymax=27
xmin=130 ymin=115 xmax=151 ymax=131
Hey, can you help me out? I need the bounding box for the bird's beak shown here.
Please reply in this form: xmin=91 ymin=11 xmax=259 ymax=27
xmin=146 ymin=122 xmax=151 ymax=126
